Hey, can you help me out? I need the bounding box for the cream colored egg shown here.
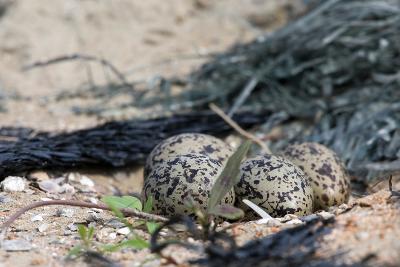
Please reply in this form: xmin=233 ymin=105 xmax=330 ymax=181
xmin=282 ymin=142 xmax=350 ymax=210
xmin=142 ymin=154 xmax=235 ymax=217
xmin=235 ymin=154 xmax=314 ymax=219
xmin=144 ymin=133 xmax=233 ymax=179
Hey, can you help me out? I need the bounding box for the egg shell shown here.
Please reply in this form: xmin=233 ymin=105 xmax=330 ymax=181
xmin=142 ymin=153 xmax=235 ymax=217
xmin=282 ymin=142 xmax=350 ymax=210
xmin=235 ymin=154 xmax=314 ymax=219
xmin=144 ymin=133 xmax=233 ymax=179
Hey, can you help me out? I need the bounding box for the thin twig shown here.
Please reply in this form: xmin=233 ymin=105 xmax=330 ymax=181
xmin=228 ymin=77 xmax=258 ymax=117
xmin=0 ymin=200 xmax=168 ymax=240
xmin=124 ymin=52 xmax=216 ymax=76
xmin=209 ymin=103 xmax=271 ymax=154
xmin=22 ymin=53 xmax=132 ymax=88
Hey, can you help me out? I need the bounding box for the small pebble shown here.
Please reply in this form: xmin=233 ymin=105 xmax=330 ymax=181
xmin=88 ymin=197 xmax=98 ymax=204
xmin=63 ymin=230 xmax=73 ymax=236
xmin=67 ymin=173 xmax=77 ymax=181
xmin=56 ymin=208 xmax=74 ymax=218
xmin=87 ymin=213 xmax=103 ymax=223
xmin=334 ymin=203 xmax=351 ymax=215
xmin=108 ymin=233 xmax=117 ymax=240
xmin=2 ymin=239 xmax=32 ymax=251
xmin=38 ymin=180 xmax=62 ymax=194
xmin=355 ymin=231 xmax=369 ymax=240
xmin=67 ymin=223 xmax=78 ymax=231
xmin=279 ymin=214 xmax=298 ymax=223
xmin=317 ymin=211 xmax=335 ymax=220
xmin=256 ymin=218 xmax=282 ymax=227
xmin=31 ymin=214 xmax=44 ymax=222
xmin=106 ymin=219 xmax=125 ymax=229
xmin=38 ymin=223 xmax=49 ymax=233
xmin=0 ymin=193 xmax=12 ymax=203
xmin=117 ymin=227 xmax=130 ymax=235
xmin=80 ymin=176 xmax=95 ymax=187
xmin=285 ymin=219 xmax=304 ymax=225
xmin=1 ymin=176 xmax=26 ymax=192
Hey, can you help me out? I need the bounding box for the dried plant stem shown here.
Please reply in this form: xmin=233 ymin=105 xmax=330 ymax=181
xmin=22 ymin=53 xmax=131 ymax=88
xmin=209 ymin=103 xmax=271 ymax=154
xmin=0 ymin=199 xmax=168 ymax=239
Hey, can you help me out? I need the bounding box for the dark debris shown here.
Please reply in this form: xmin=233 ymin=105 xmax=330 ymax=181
xmin=132 ymin=0 xmax=400 ymax=179
xmin=0 ymin=111 xmax=269 ymax=179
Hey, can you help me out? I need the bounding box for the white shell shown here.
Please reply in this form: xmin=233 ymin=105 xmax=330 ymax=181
xmin=144 ymin=133 xmax=233 ymax=179
xmin=142 ymin=154 xmax=235 ymax=217
xmin=282 ymin=142 xmax=350 ymax=209
xmin=235 ymin=154 xmax=314 ymax=219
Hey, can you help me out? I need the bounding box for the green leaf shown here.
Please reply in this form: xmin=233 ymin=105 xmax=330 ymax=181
xmin=145 ymin=222 xmax=159 ymax=234
xmin=143 ymin=196 xmax=153 ymax=213
xmin=101 ymin=196 xmax=143 ymax=211
xmin=207 ymin=140 xmax=251 ymax=211
xmin=105 ymin=200 xmax=125 ymax=219
xmin=77 ymin=224 xmax=88 ymax=241
xmin=87 ymin=226 xmax=95 ymax=240
xmin=209 ymin=204 xmax=244 ymax=220
xmin=102 ymin=238 xmax=149 ymax=252
xmin=67 ymin=245 xmax=83 ymax=258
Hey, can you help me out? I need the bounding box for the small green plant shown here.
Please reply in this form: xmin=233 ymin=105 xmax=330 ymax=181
xmin=67 ymin=224 xmax=96 ymax=258
xmin=67 ymin=195 xmax=158 ymax=258
xmin=99 ymin=195 xmax=160 ymax=252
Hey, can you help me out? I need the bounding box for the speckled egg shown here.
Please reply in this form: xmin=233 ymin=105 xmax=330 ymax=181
xmin=142 ymin=153 xmax=235 ymax=217
xmin=235 ymin=154 xmax=314 ymax=219
xmin=144 ymin=133 xmax=233 ymax=179
xmin=282 ymin=142 xmax=350 ymax=210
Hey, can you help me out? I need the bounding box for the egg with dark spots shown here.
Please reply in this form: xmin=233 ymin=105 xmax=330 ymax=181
xmin=144 ymin=133 xmax=233 ymax=179
xmin=235 ymin=154 xmax=314 ymax=219
xmin=282 ymin=142 xmax=350 ymax=210
xmin=142 ymin=154 xmax=235 ymax=217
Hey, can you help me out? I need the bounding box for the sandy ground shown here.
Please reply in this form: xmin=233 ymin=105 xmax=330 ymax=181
xmin=0 ymin=0 xmax=303 ymax=131
xmin=1 ymin=1 xmax=399 ymax=267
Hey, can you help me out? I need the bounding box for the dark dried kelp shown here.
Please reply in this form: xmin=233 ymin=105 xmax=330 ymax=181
xmin=0 ymin=111 xmax=268 ymax=179
xmin=198 ymin=218 xmax=375 ymax=267
xmin=131 ymin=0 xmax=400 ymax=179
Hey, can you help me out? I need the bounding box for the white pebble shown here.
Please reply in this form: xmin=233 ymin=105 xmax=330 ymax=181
xmin=38 ymin=223 xmax=49 ymax=233
xmin=256 ymin=218 xmax=281 ymax=227
xmin=67 ymin=223 xmax=78 ymax=231
xmin=57 ymin=208 xmax=74 ymax=218
xmin=80 ymin=176 xmax=94 ymax=187
xmin=31 ymin=214 xmax=44 ymax=222
xmin=38 ymin=180 xmax=62 ymax=194
xmin=116 ymin=227 xmax=130 ymax=235
xmin=0 ymin=176 xmax=26 ymax=192
xmin=2 ymin=239 xmax=32 ymax=251
xmin=108 ymin=232 xmax=117 ymax=240
xmin=285 ymin=219 xmax=304 ymax=225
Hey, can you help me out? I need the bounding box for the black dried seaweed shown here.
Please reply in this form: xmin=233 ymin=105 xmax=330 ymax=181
xmin=198 ymin=217 xmax=374 ymax=267
xmin=202 ymin=218 xmax=332 ymax=267
xmin=132 ymin=0 xmax=400 ymax=179
xmin=0 ymin=111 xmax=269 ymax=179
